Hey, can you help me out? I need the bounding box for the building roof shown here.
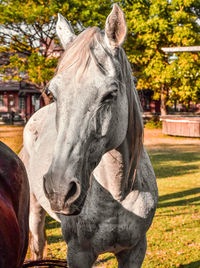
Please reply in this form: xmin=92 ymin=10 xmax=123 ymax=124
xmin=0 ymin=80 xmax=40 ymax=94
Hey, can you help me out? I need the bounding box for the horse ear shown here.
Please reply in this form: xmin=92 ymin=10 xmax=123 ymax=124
xmin=105 ymin=4 xmax=127 ymax=50
xmin=56 ymin=13 xmax=76 ymax=49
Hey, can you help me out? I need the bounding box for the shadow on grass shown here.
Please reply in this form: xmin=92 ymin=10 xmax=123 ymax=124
xmin=148 ymin=146 xmax=200 ymax=179
xmin=45 ymin=215 xmax=64 ymax=245
xmin=158 ymin=187 xmax=200 ymax=208
xmin=47 ymin=234 xmax=64 ymax=244
xmin=159 ymin=188 xmax=200 ymax=202
xmin=46 ymin=215 xmax=61 ymax=230
xmin=95 ymin=255 xmax=115 ymax=265
xmin=154 ymin=164 xmax=199 ymax=178
xmin=178 ymin=260 xmax=200 ymax=267
xmin=147 ymin=143 xmax=200 ymax=153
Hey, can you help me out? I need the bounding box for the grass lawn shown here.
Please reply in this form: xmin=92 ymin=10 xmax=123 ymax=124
xmin=143 ymin=130 xmax=200 ymax=268
xmin=0 ymin=126 xmax=199 ymax=267
xmin=0 ymin=125 xmax=24 ymax=154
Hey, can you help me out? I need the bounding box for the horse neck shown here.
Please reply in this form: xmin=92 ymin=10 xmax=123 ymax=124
xmin=93 ymin=136 xmax=132 ymax=202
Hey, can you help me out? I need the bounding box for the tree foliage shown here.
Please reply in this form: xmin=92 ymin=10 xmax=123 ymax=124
xmin=0 ymin=0 xmax=112 ymax=92
xmin=122 ymin=0 xmax=200 ymax=114
xmin=0 ymin=0 xmax=200 ymax=112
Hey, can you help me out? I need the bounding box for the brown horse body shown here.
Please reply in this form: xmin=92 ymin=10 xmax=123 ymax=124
xmin=0 ymin=141 xmax=29 ymax=268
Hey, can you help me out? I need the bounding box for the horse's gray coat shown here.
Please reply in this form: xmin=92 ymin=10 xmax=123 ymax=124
xmin=21 ymin=4 xmax=158 ymax=267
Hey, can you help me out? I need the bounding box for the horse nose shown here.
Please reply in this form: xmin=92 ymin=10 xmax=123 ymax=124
xmin=43 ymin=175 xmax=81 ymax=214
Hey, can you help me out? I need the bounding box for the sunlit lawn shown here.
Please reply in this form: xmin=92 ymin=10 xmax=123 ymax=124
xmin=144 ymin=143 xmax=200 ymax=268
xmin=0 ymin=125 xmax=24 ymax=154
xmin=0 ymin=126 xmax=200 ymax=267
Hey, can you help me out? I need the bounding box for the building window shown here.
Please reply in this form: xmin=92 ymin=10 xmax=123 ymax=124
xmin=32 ymin=94 xmax=40 ymax=112
xmin=8 ymin=94 xmax=15 ymax=107
xmin=19 ymin=97 xmax=25 ymax=110
xmin=0 ymin=94 xmax=4 ymax=107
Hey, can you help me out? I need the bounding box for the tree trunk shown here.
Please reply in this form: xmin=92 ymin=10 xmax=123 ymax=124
xmin=160 ymin=84 xmax=168 ymax=116
xmin=174 ymin=100 xmax=177 ymax=112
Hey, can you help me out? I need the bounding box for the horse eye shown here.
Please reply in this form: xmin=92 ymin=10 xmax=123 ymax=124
xmin=101 ymin=90 xmax=117 ymax=103
xmin=44 ymin=84 xmax=57 ymax=103
xmin=50 ymin=93 xmax=57 ymax=103
xmin=44 ymin=85 xmax=50 ymax=96
xmin=46 ymin=91 xmax=56 ymax=103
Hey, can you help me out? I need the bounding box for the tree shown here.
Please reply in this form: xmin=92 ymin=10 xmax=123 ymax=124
xmin=0 ymin=0 xmax=112 ymax=103
xmin=168 ymin=52 xmax=200 ymax=111
xmin=1 ymin=0 xmax=199 ymax=112
xmin=0 ymin=0 xmax=59 ymax=104
xmin=168 ymin=0 xmax=200 ymax=110
xmin=121 ymin=0 xmax=200 ymax=115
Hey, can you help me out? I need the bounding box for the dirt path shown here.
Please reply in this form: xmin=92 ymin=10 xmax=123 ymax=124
xmin=0 ymin=126 xmax=24 ymax=138
xmin=144 ymin=128 xmax=200 ymax=150
xmin=0 ymin=125 xmax=199 ymax=150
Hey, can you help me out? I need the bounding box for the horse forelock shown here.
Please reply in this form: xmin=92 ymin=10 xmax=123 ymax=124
xmin=56 ymin=27 xmax=103 ymax=79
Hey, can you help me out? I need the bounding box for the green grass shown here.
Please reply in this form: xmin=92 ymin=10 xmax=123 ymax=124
xmin=144 ymin=144 xmax=200 ymax=268
xmin=45 ymin=217 xmax=67 ymax=259
xmin=145 ymin=117 xmax=162 ymax=129
xmin=1 ymin=126 xmax=200 ymax=267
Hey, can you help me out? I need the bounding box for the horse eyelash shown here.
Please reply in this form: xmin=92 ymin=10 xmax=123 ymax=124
xmin=101 ymin=90 xmax=118 ymax=103
xmin=47 ymin=90 xmax=57 ymax=103
xmin=43 ymin=83 xmax=57 ymax=102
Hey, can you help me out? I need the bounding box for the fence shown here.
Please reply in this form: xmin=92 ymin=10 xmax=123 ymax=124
xmin=160 ymin=115 xmax=200 ymax=137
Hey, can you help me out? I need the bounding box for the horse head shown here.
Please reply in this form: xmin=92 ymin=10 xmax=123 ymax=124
xmin=43 ymin=4 xmax=143 ymax=215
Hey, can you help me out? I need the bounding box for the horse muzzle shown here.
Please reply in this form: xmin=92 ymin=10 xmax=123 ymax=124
xmin=43 ymin=175 xmax=83 ymax=215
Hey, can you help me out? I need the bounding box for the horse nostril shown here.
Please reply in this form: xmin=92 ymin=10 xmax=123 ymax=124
xmin=43 ymin=174 xmax=81 ymax=213
xmin=64 ymin=181 xmax=80 ymax=204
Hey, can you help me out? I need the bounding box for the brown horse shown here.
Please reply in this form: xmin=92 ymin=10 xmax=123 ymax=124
xmin=0 ymin=141 xmax=29 ymax=268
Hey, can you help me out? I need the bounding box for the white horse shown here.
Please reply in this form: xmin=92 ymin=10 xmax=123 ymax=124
xmin=21 ymin=4 xmax=158 ymax=267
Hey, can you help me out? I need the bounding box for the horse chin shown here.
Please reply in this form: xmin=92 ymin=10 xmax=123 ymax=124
xmin=55 ymin=209 xmax=81 ymax=216
xmin=52 ymin=196 xmax=85 ymax=216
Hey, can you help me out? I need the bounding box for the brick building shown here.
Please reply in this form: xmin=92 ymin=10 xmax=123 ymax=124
xmin=0 ymin=80 xmax=43 ymax=124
